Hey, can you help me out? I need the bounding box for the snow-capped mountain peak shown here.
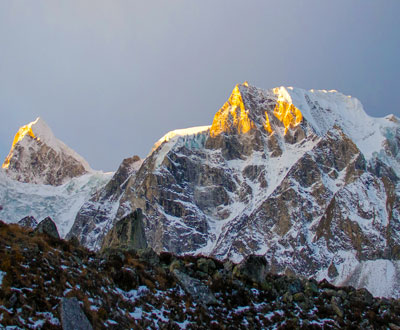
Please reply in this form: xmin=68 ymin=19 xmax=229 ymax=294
xmin=68 ymin=82 xmax=400 ymax=298
xmin=2 ymin=117 xmax=93 ymax=185
xmin=233 ymin=83 xmax=397 ymax=162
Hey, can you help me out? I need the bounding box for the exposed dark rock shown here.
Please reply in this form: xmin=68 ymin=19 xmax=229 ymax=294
xmin=34 ymin=217 xmax=60 ymax=239
xmin=328 ymin=262 xmax=339 ymax=278
xmin=197 ymin=258 xmax=216 ymax=274
xmin=67 ymin=235 xmax=80 ymax=247
xmin=137 ymin=247 xmax=160 ymax=266
xmin=59 ymin=297 xmax=93 ymax=330
xmin=331 ymin=296 xmax=344 ymax=318
xmin=100 ymin=209 xmax=147 ymax=252
xmin=17 ymin=216 xmax=38 ymax=229
xmin=233 ymin=255 xmax=268 ymax=283
xmin=172 ymin=269 xmax=217 ymax=305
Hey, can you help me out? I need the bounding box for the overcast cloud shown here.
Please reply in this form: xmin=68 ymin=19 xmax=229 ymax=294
xmin=1 ymin=1 xmax=399 ymax=171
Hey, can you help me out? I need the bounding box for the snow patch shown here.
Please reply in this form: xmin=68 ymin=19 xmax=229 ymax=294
xmin=0 ymin=271 xmax=5 ymax=287
xmin=0 ymin=169 xmax=113 ymax=237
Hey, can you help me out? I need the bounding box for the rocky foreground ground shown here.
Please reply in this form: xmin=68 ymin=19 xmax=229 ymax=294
xmin=0 ymin=221 xmax=400 ymax=329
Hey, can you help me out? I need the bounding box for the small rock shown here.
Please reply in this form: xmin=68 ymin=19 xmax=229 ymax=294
xmin=223 ymin=260 xmax=234 ymax=272
xmin=283 ymin=292 xmax=293 ymax=303
xmin=318 ymin=278 xmax=336 ymax=289
xmin=195 ymin=270 xmax=208 ymax=279
xmin=328 ymin=262 xmax=339 ymax=278
xmin=331 ymin=296 xmax=344 ymax=318
xmin=59 ymin=297 xmax=93 ymax=330
xmin=337 ymin=290 xmax=347 ymax=299
xmin=293 ymin=292 xmax=305 ymax=302
xmin=349 ymin=288 xmax=374 ymax=306
xmin=323 ymin=289 xmax=338 ymax=297
xmin=304 ymin=280 xmax=319 ymax=296
xmin=169 ymin=259 xmax=183 ymax=272
xmin=288 ymin=279 xmax=303 ymax=294
xmin=8 ymin=293 xmax=18 ymax=307
xmin=197 ymin=258 xmax=216 ymax=274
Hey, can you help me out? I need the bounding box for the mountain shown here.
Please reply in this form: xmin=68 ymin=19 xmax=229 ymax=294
xmin=0 ymin=118 xmax=112 ymax=237
xmin=2 ymin=117 xmax=92 ymax=186
xmin=69 ymin=82 xmax=400 ymax=298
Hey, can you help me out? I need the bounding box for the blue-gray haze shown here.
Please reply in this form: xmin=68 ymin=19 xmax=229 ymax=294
xmin=0 ymin=1 xmax=399 ymax=171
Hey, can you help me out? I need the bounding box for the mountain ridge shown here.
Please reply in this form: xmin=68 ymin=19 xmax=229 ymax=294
xmin=69 ymin=82 xmax=400 ymax=298
xmin=2 ymin=82 xmax=400 ymax=299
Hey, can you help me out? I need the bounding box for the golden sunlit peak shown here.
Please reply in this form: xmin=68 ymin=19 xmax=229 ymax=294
xmin=272 ymin=88 xmax=303 ymax=135
xmin=2 ymin=118 xmax=40 ymax=169
xmin=209 ymin=83 xmax=255 ymax=138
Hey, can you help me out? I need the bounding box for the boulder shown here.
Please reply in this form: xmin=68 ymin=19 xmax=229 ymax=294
xmin=173 ymin=269 xmax=217 ymax=305
xmin=34 ymin=217 xmax=60 ymax=239
xmin=197 ymin=258 xmax=216 ymax=274
xmin=101 ymin=209 xmax=147 ymax=252
xmin=18 ymin=216 xmax=38 ymax=229
xmin=137 ymin=248 xmax=160 ymax=266
xmin=67 ymin=235 xmax=80 ymax=247
xmin=233 ymin=255 xmax=268 ymax=283
xmin=59 ymin=297 xmax=93 ymax=330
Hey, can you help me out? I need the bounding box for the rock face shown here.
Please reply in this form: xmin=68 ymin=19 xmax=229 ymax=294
xmin=35 ymin=217 xmax=60 ymax=239
xmin=59 ymin=297 xmax=93 ymax=330
xmin=67 ymin=155 xmax=142 ymax=250
xmin=2 ymin=117 xmax=92 ymax=186
xmin=70 ymin=83 xmax=400 ymax=298
xmin=101 ymin=209 xmax=147 ymax=252
xmin=18 ymin=216 xmax=38 ymax=229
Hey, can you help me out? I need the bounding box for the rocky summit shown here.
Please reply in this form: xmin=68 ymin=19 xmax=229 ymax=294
xmin=69 ymin=83 xmax=400 ymax=298
xmin=2 ymin=117 xmax=92 ymax=186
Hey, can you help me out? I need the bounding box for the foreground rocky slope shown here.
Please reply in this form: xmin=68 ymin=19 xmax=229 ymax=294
xmin=70 ymin=83 xmax=400 ymax=298
xmin=1 ymin=221 xmax=400 ymax=329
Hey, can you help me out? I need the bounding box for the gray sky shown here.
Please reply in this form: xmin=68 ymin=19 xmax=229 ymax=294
xmin=1 ymin=1 xmax=399 ymax=172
